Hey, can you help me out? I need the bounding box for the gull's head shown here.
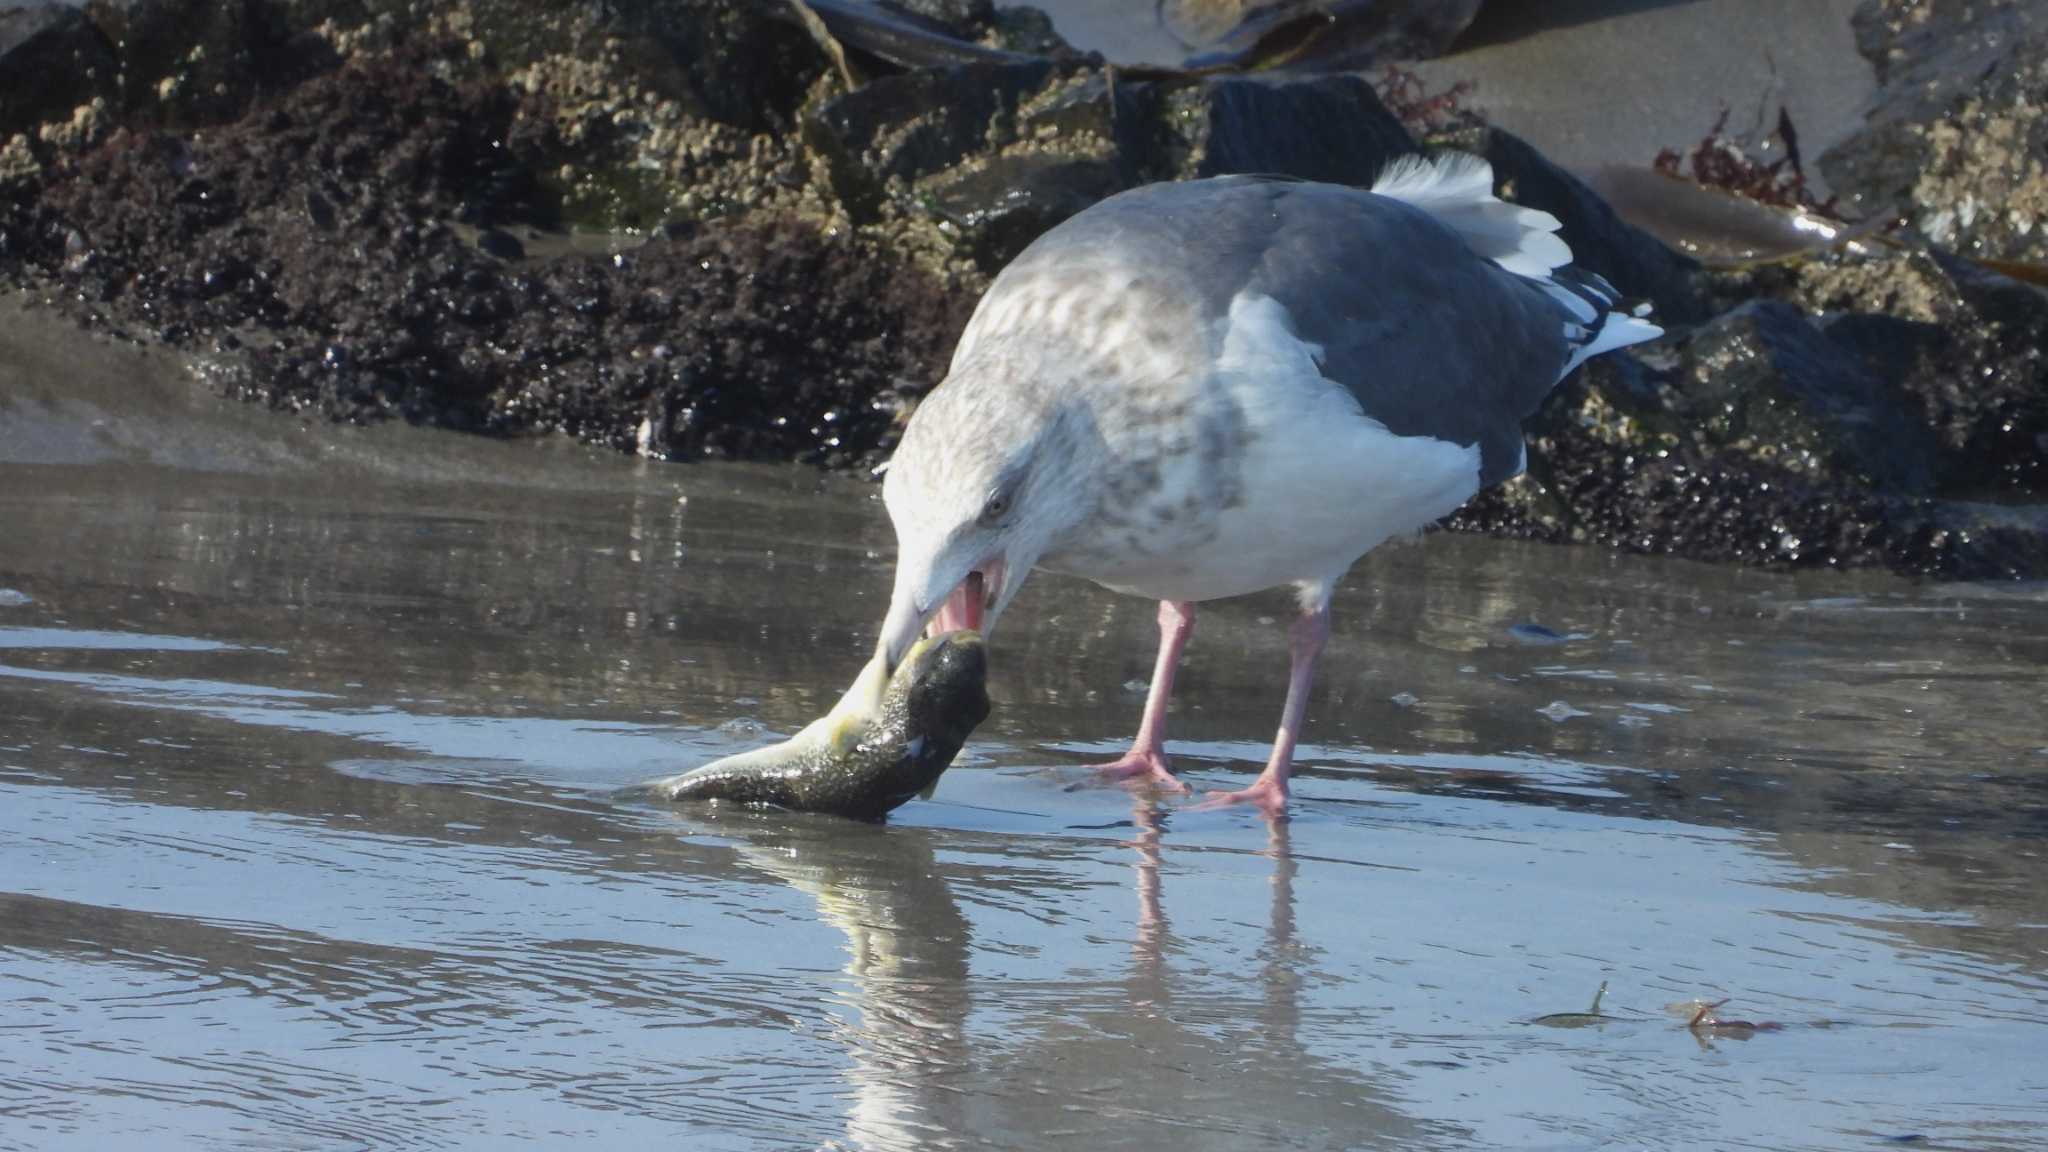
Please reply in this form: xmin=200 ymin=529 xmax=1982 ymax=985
xmin=874 ymin=372 xmax=1094 ymax=673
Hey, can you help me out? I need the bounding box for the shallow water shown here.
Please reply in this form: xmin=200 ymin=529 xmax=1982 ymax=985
xmin=3 ymin=445 xmax=2046 ymax=1151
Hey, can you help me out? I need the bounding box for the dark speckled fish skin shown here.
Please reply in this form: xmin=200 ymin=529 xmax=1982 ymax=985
xmin=631 ymin=631 xmax=989 ymax=821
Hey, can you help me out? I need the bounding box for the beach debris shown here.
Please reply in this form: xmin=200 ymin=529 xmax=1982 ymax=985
xmin=1668 ymin=996 xmax=1787 ymax=1039
xmin=1531 ymin=981 xmax=1624 ymax=1028
xmin=1577 ymin=106 xmax=1897 ymax=268
xmin=1507 ymin=622 xmax=1591 ymax=646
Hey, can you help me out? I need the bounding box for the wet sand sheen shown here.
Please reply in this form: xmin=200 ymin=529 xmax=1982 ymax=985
xmin=1022 ymin=0 xmax=1874 ymax=193
xmin=2 ymin=447 xmax=2045 ymax=1150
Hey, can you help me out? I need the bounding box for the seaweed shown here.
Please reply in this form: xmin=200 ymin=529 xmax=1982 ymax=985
xmin=1655 ymin=106 xmax=1839 ymax=217
xmin=1373 ymin=64 xmax=1481 ymax=137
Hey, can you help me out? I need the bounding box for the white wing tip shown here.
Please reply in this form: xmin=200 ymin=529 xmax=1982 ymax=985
xmin=1563 ymin=313 xmax=1664 ymax=376
xmin=1593 ymin=313 xmax=1665 ymax=351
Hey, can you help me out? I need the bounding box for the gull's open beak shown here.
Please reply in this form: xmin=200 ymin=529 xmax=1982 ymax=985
xmin=877 ymin=553 xmax=1007 ymax=675
xmin=930 ymin=554 xmax=1007 ymax=637
xmin=876 ymin=586 xmax=931 ymax=679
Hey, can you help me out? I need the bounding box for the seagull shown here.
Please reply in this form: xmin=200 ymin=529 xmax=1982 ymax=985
xmin=871 ymin=152 xmax=1662 ymax=816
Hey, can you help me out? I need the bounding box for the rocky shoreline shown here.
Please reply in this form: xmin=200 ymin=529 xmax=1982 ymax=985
xmin=2 ymin=0 xmax=2044 ymax=577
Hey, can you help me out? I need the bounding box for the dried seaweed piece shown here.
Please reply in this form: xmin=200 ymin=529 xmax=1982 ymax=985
xmin=1373 ymin=64 xmax=1481 ymax=137
xmin=1655 ymin=106 xmax=1839 ymax=217
xmin=1670 ymin=997 xmax=1787 ymax=1038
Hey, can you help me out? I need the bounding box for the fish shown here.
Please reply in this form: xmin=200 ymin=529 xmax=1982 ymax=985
xmin=628 ymin=630 xmax=990 ymax=821
xmin=1583 ymin=164 xmax=1891 ymax=268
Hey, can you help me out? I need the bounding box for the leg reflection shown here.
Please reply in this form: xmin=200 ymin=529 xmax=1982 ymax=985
xmin=1257 ymin=818 xmax=1307 ymax=1046
xmin=1126 ymin=795 xmax=1169 ymax=1008
xmin=1105 ymin=802 xmax=1418 ymax=1144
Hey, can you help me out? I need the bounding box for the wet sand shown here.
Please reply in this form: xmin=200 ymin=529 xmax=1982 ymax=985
xmin=1031 ymin=0 xmax=1874 ymax=188
xmin=1415 ymin=0 xmax=1873 ymax=187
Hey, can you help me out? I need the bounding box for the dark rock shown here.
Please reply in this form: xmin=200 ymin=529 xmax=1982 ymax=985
xmin=485 ymin=219 xmax=976 ymax=465
xmin=918 ymin=150 xmax=1134 ymax=269
xmin=2 ymin=0 xmax=2038 ymax=580
xmin=879 ymin=0 xmax=995 ymax=38
xmin=1450 ymin=266 xmax=2048 ymax=577
xmin=14 ymin=54 xmax=974 ymax=465
xmin=478 ymin=0 xmax=826 ymax=133
xmin=1929 ymin=245 xmax=2048 ymax=329
xmin=807 ymin=60 xmax=1061 ymax=221
xmin=78 ymin=0 xmax=312 ymax=128
xmin=794 ymin=0 xmax=1043 ymax=69
xmin=927 ymin=68 xmax=1138 ymax=258
xmin=1817 ymin=311 xmax=1948 ymax=384
xmin=1674 ymin=300 xmax=1939 ymax=495
xmin=1449 ymin=308 xmax=1966 ymax=575
xmin=1458 ymin=344 xmax=1933 ymax=569
xmin=1451 ymin=348 xmax=1922 ymax=572
xmin=1794 ymin=247 xmax=2048 ymax=496
xmin=807 ymin=61 xmax=1150 ymax=266
xmin=1912 ymin=258 xmax=2048 ymax=494
xmin=302 ymin=186 xmax=338 ymax=232
xmin=1316 ymin=0 xmax=1487 ymax=64
xmin=13 ymin=0 xmax=825 ymax=155
xmin=1919 ymin=501 xmax=2048 ymax=580
xmin=1821 ymin=0 xmax=2048 ymax=261
xmin=1161 ymin=74 xmax=1416 ymax=184
xmin=0 ymin=4 xmax=119 ymax=139
xmin=1452 ymin=127 xmax=1710 ymax=324
xmin=1175 ymin=0 xmax=1486 ymax=72
xmin=988 ymin=5 xmax=1070 ymax=56
xmin=0 ymin=0 xmax=548 ymax=161
xmin=475 ymin=227 xmax=525 ymax=261
xmin=811 ymin=66 xmax=1418 ymax=268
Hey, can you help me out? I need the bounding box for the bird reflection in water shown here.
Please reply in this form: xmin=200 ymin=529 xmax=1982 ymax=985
xmin=697 ymin=803 xmax=1412 ymax=1148
xmin=1122 ymin=797 xmax=1312 ymax=1062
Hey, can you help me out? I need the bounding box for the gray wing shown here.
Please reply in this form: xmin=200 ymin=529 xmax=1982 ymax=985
xmin=989 ymin=176 xmax=1598 ymax=487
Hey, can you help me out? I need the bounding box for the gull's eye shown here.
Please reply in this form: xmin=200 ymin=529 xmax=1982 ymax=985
xmin=978 ymin=487 xmax=1011 ymax=525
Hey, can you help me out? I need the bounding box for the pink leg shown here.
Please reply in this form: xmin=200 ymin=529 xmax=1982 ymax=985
xmin=1093 ymin=600 xmax=1196 ymax=793
xmin=1199 ymin=604 xmax=1330 ymax=819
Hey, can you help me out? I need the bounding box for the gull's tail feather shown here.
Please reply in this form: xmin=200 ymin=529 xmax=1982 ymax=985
xmin=1371 ymin=151 xmax=1571 ymax=280
xmin=1374 ymin=150 xmax=1663 ymax=378
xmin=1551 ymin=267 xmax=1664 ymax=376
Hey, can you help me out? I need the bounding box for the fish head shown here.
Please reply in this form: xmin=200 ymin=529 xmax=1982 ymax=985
xmin=888 ymin=628 xmax=991 ymax=783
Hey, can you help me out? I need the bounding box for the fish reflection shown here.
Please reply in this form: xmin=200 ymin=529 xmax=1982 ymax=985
xmin=686 ymin=813 xmax=974 ymax=1150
